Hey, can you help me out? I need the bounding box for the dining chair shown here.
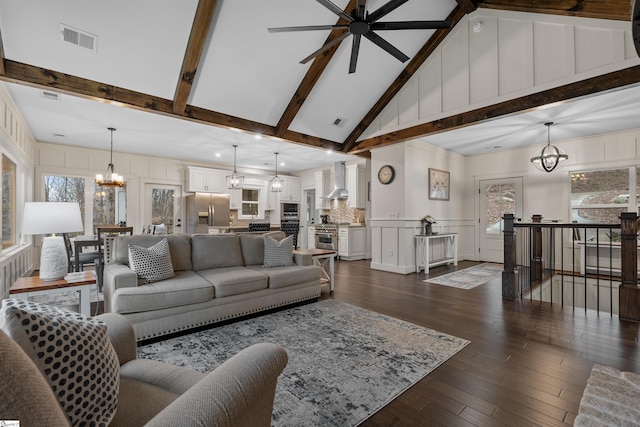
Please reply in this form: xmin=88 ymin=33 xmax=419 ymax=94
xmin=95 ymin=226 xmax=134 ymax=290
xmin=62 ymin=233 xmax=99 ymax=273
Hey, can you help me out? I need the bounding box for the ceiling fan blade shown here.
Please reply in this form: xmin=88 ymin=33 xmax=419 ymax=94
xmin=349 ymin=35 xmax=362 ymax=74
xmin=300 ymin=31 xmax=351 ymax=64
xmin=316 ymin=0 xmax=354 ymax=22
xmin=355 ymin=0 xmax=367 ymax=20
xmin=363 ymin=31 xmax=409 ymax=63
xmin=268 ymin=25 xmax=348 ymax=33
xmin=370 ymin=20 xmax=453 ymax=30
xmin=367 ymin=0 xmax=409 ymax=23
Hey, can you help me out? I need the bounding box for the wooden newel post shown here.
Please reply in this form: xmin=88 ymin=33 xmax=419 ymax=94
xmin=619 ymin=212 xmax=640 ymax=321
xmin=502 ymin=213 xmax=517 ymax=300
xmin=531 ymin=214 xmax=543 ymax=286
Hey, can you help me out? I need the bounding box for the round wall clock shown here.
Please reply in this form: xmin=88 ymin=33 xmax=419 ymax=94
xmin=377 ymin=165 xmax=395 ymax=185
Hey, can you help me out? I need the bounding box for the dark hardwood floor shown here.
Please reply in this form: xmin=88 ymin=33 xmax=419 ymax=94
xmin=324 ymin=259 xmax=640 ymax=426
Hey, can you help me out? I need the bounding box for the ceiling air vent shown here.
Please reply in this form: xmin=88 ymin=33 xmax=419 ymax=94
xmin=41 ymin=91 xmax=60 ymax=101
xmin=332 ymin=117 xmax=347 ymax=128
xmin=59 ymin=24 xmax=98 ymax=53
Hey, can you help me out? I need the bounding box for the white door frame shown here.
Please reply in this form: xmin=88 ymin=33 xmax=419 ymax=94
xmin=478 ymin=177 xmax=523 ymax=263
xmin=142 ymin=182 xmax=183 ymax=234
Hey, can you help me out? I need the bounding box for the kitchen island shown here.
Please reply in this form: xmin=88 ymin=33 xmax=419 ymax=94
xmin=207 ymin=225 xmax=280 ymax=233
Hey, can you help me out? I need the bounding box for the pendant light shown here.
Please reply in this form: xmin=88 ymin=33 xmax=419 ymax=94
xmin=226 ymin=144 xmax=244 ymax=189
xmin=96 ymin=127 xmax=125 ymax=187
xmin=270 ymin=152 xmax=283 ymax=192
xmin=530 ymin=122 xmax=568 ymax=172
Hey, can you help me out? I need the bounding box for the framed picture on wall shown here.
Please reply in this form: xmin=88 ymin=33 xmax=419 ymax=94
xmin=428 ymin=168 xmax=450 ymax=201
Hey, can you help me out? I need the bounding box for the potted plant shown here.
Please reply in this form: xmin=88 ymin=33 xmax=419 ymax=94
xmin=421 ymin=215 xmax=437 ymax=235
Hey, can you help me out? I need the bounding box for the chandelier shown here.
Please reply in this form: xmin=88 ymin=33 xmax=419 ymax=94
xmin=225 ymin=145 xmax=244 ymax=189
xmin=270 ymin=152 xmax=283 ymax=192
xmin=96 ymin=127 xmax=125 ymax=187
xmin=530 ymin=122 xmax=568 ymax=173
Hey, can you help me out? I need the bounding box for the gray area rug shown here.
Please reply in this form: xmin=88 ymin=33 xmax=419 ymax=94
xmin=425 ymin=262 xmax=503 ymax=289
xmin=575 ymin=364 xmax=640 ymax=426
xmin=138 ymin=300 xmax=470 ymax=426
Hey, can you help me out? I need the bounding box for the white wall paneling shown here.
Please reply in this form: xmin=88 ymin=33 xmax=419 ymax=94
xmin=361 ymin=9 xmax=640 ymax=140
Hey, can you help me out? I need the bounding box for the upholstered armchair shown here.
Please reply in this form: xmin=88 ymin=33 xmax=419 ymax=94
xmin=0 ymin=310 xmax=288 ymax=427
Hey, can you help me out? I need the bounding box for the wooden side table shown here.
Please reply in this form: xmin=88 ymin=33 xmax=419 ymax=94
xmin=294 ymin=248 xmax=337 ymax=293
xmin=9 ymin=271 xmax=97 ymax=316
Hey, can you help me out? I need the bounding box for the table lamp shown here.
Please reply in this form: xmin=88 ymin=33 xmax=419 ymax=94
xmin=22 ymin=202 xmax=84 ymax=280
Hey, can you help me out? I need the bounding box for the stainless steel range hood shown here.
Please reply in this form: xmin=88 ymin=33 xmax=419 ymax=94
xmin=326 ymin=161 xmax=348 ymax=199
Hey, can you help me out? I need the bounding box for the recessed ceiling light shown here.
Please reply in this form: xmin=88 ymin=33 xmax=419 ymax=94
xmin=215 ymin=153 xmax=221 ymax=157
xmin=327 ymin=150 xmax=333 ymax=155
xmin=254 ymin=134 xmax=262 ymax=140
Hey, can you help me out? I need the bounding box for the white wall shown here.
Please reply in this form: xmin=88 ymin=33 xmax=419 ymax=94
xmin=0 ymin=83 xmax=37 ymax=297
xmin=363 ymin=9 xmax=640 ymax=140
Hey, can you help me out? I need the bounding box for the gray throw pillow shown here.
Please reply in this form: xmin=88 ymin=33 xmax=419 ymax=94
xmin=263 ymin=234 xmax=295 ymax=267
xmin=0 ymin=300 xmax=120 ymax=426
xmin=128 ymin=238 xmax=175 ymax=285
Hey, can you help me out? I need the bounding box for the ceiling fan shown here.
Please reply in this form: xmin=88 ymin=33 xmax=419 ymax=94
xmin=268 ymin=0 xmax=453 ymax=73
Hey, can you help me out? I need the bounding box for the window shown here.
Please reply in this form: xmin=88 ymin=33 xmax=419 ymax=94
xmin=241 ymin=189 xmax=260 ymax=218
xmin=570 ymin=168 xmax=634 ymax=241
xmin=44 ymin=175 xmax=126 ymax=234
xmin=2 ymin=155 xmax=17 ymax=249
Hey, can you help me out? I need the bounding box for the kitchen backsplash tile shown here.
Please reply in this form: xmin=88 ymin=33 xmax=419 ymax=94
xmin=324 ymin=199 xmax=365 ymax=224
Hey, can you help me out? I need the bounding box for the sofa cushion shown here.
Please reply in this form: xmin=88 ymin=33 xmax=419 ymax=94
xmin=191 ymin=234 xmax=244 ymax=271
xmin=113 ymin=234 xmax=192 ymax=271
xmin=197 ymin=266 xmax=268 ymax=297
xmin=240 ymin=231 xmax=286 ymax=266
xmin=110 ymin=271 xmax=214 ymax=314
xmin=128 ymin=238 xmax=175 ymax=285
xmin=0 ymin=300 xmax=120 ymax=426
xmin=247 ymin=265 xmax=321 ymax=289
xmin=263 ymin=235 xmax=295 ymax=267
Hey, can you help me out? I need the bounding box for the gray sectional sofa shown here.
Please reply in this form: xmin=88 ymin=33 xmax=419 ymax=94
xmin=102 ymin=232 xmax=321 ymax=341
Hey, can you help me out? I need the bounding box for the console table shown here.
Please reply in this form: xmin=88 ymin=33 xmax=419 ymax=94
xmin=415 ymin=233 xmax=458 ymax=274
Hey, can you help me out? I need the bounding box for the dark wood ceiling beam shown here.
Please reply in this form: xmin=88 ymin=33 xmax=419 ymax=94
xmin=0 ymin=59 xmax=344 ymax=150
xmin=341 ymin=6 xmax=467 ymax=152
xmin=348 ymin=64 xmax=640 ymax=154
xmin=476 ymin=0 xmax=631 ymax=21
xmin=275 ymin=0 xmax=358 ymax=137
xmin=455 ymin=0 xmax=476 ymax=14
xmin=0 ymin=25 xmax=5 ymax=76
xmin=173 ymin=0 xmax=218 ymax=115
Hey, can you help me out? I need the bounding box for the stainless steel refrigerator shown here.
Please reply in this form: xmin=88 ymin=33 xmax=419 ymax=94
xmin=185 ymin=193 xmax=231 ymax=233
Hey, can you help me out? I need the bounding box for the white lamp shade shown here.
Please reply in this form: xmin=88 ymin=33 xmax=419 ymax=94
xmin=22 ymin=202 xmax=84 ymax=235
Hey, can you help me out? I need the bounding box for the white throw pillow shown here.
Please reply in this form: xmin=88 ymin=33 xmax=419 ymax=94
xmin=0 ymin=299 xmax=120 ymax=426
xmin=263 ymin=234 xmax=295 ymax=267
xmin=128 ymin=238 xmax=175 ymax=285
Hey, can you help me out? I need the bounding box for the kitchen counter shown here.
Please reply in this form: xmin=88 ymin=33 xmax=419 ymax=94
xmin=208 ymin=225 xmax=280 ymax=233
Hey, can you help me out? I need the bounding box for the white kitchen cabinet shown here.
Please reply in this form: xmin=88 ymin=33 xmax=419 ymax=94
xmin=281 ymin=176 xmax=301 ymax=202
xmin=315 ymin=170 xmax=331 ymax=210
xmin=228 ymin=188 xmax=242 ymax=210
xmin=338 ymin=226 xmax=365 ymax=260
xmin=346 ymin=164 xmax=366 ymax=208
xmin=187 ymin=166 xmax=224 ymax=193
xmin=308 ymin=225 xmax=316 ymax=249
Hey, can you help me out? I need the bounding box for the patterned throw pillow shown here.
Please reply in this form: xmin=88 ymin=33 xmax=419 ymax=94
xmin=0 ymin=300 xmax=119 ymax=426
xmin=128 ymin=238 xmax=175 ymax=285
xmin=263 ymin=234 xmax=295 ymax=267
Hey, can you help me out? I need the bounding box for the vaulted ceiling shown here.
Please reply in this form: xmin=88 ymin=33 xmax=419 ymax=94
xmin=0 ymin=0 xmax=638 ymax=172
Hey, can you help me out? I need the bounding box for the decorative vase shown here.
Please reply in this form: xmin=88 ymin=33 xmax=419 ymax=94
xmin=425 ymin=222 xmax=432 ymax=235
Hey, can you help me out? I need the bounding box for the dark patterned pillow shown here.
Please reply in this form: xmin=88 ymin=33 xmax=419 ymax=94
xmin=0 ymin=299 xmax=119 ymax=426
xmin=128 ymin=238 xmax=175 ymax=285
xmin=263 ymin=234 xmax=295 ymax=267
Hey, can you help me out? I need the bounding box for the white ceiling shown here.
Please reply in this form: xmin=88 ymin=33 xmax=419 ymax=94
xmin=1 ymin=0 xmax=639 ymax=172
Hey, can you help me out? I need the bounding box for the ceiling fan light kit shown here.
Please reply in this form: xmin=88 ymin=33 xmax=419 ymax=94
xmin=268 ymin=0 xmax=452 ymax=73
xmin=96 ymin=127 xmax=125 ymax=187
xmin=530 ymin=122 xmax=568 ymax=173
